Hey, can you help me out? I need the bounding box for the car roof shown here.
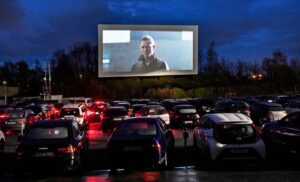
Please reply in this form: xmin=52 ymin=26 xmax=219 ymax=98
xmin=206 ymin=113 xmax=253 ymax=124
xmin=258 ymin=102 xmax=283 ymax=107
xmin=30 ymin=119 xmax=75 ymax=127
xmin=123 ymin=116 xmax=160 ymax=123
xmin=174 ymin=104 xmax=195 ymax=109
xmin=144 ymin=105 xmax=164 ymax=109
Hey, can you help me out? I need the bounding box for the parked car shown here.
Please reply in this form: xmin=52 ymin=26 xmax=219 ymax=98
xmin=250 ymin=102 xmax=287 ymax=126
xmin=15 ymin=119 xmax=89 ymax=176
xmin=130 ymin=104 xmax=146 ymax=117
xmin=261 ymin=111 xmax=300 ymax=155
xmin=0 ymin=108 xmax=36 ymax=134
xmin=24 ymin=104 xmax=48 ymax=120
xmin=135 ymin=105 xmax=170 ymax=125
xmin=100 ymin=106 xmax=129 ymax=132
xmin=60 ymin=104 xmax=87 ymax=127
xmin=169 ymin=104 xmax=200 ymax=127
xmin=92 ymin=100 xmax=110 ymax=113
xmin=193 ymin=113 xmax=265 ymax=164
xmin=106 ymin=117 xmax=175 ymax=172
xmin=214 ymin=99 xmax=251 ymax=117
xmin=49 ymin=103 xmax=64 ymax=119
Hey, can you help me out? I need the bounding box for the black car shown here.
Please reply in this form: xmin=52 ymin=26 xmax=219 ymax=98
xmin=169 ymin=104 xmax=200 ymax=127
xmin=261 ymin=111 xmax=300 ymax=155
xmin=250 ymin=102 xmax=287 ymax=126
xmin=15 ymin=119 xmax=89 ymax=176
xmin=0 ymin=108 xmax=36 ymax=134
xmin=214 ymin=99 xmax=251 ymax=117
xmin=106 ymin=117 xmax=175 ymax=172
xmin=100 ymin=106 xmax=128 ymax=132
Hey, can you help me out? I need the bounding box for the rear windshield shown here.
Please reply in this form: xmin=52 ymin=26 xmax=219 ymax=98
xmin=214 ymin=124 xmax=257 ymax=143
xmin=179 ymin=108 xmax=197 ymax=114
xmin=25 ymin=106 xmax=42 ymax=114
xmin=114 ymin=122 xmax=157 ymax=136
xmin=60 ymin=108 xmax=80 ymax=116
xmin=8 ymin=111 xmax=25 ymax=119
xmin=26 ymin=127 xmax=69 ymax=139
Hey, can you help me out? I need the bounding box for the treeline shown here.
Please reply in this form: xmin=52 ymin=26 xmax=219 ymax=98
xmin=1 ymin=41 xmax=300 ymax=99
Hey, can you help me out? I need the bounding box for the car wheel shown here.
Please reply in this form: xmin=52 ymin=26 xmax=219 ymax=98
xmin=159 ymin=152 xmax=168 ymax=170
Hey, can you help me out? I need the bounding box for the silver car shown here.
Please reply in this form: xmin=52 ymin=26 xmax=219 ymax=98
xmin=193 ymin=113 xmax=265 ymax=163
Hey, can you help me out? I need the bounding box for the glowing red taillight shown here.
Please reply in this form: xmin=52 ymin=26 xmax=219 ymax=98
xmin=152 ymin=142 xmax=161 ymax=151
xmin=57 ymin=146 xmax=75 ymax=154
xmin=0 ymin=114 xmax=8 ymax=119
xmin=135 ymin=113 xmax=143 ymax=117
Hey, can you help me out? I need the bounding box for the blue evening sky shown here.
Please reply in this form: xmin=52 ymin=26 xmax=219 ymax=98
xmin=0 ymin=0 xmax=299 ymax=65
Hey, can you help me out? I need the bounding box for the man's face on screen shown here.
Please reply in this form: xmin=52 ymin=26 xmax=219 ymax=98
xmin=140 ymin=40 xmax=155 ymax=58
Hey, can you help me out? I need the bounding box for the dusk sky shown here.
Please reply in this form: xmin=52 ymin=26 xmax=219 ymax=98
xmin=1 ymin=0 xmax=299 ymax=65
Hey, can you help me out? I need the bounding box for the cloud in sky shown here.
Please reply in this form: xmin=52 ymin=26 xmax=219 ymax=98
xmin=0 ymin=0 xmax=299 ymax=64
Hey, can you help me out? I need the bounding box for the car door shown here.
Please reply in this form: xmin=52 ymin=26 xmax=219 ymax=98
xmin=159 ymin=119 xmax=174 ymax=151
xmin=194 ymin=116 xmax=212 ymax=153
xmin=269 ymin=112 xmax=299 ymax=150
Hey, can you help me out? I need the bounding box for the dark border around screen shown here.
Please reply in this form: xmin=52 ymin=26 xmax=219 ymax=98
xmin=98 ymin=24 xmax=198 ymax=78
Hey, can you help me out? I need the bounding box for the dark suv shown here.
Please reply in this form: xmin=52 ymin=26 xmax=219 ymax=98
xmin=214 ymin=99 xmax=251 ymax=117
xmin=169 ymin=104 xmax=199 ymax=127
xmin=100 ymin=106 xmax=128 ymax=132
xmin=250 ymin=102 xmax=287 ymax=126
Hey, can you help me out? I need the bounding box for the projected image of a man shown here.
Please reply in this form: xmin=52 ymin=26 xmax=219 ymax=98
xmin=131 ymin=35 xmax=169 ymax=72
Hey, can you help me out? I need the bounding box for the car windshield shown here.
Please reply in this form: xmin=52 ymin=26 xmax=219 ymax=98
xmin=179 ymin=108 xmax=197 ymax=114
xmin=26 ymin=127 xmax=69 ymax=139
xmin=114 ymin=121 xmax=157 ymax=136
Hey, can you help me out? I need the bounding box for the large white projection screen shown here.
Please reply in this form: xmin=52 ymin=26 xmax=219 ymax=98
xmin=98 ymin=24 xmax=198 ymax=78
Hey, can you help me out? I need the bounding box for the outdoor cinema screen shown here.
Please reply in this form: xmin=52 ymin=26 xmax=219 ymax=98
xmin=98 ymin=24 xmax=198 ymax=78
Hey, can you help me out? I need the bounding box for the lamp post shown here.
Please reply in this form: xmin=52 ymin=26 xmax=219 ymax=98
xmin=2 ymin=80 xmax=7 ymax=105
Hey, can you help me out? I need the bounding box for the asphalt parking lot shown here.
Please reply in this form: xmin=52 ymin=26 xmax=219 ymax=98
xmin=0 ymin=123 xmax=300 ymax=181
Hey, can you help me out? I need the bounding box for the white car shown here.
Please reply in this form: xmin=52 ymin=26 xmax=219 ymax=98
xmin=60 ymin=104 xmax=87 ymax=126
xmin=135 ymin=105 xmax=170 ymax=125
xmin=193 ymin=113 xmax=265 ymax=162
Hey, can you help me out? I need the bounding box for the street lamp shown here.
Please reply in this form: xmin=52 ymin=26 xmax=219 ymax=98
xmin=2 ymin=80 xmax=7 ymax=105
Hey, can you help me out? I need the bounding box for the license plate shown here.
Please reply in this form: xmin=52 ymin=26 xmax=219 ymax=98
xmin=113 ymin=118 xmax=122 ymax=121
xmin=124 ymin=146 xmax=142 ymax=151
xmin=231 ymin=149 xmax=248 ymax=154
xmin=6 ymin=121 xmax=16 ymax=125
xmin=34 ymin=152 xmax=54 ymax=157
xmin=184 ymin=120 xmax=193 ymax=124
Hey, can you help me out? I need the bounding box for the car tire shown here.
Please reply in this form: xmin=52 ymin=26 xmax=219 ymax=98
xmin=159 ymin=153 xmax=168 ymax=170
